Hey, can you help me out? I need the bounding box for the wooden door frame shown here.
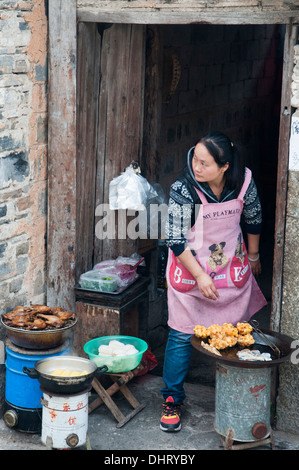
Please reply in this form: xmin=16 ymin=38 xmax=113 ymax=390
xmin=47 ymin=1 xmax=298 ymax=322
xmin=271 ymin=23 xmax=298 ymax=331
xmin=47 ymin=0 xmax=77 ymax=310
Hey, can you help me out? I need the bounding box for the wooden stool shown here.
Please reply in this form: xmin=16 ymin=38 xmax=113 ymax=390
xmin=88 ymin=363 xmax=146 ymax=428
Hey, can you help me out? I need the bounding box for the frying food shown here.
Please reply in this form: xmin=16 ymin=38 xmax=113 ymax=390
xmin=1 ymin=305 xmax=75 ymax=331
xmin=237 ymin=333 xmax=255 ymax=347
xmin=237 ymin=322 xmax=253 ymax=335
xmin=50 ymin=369 xmax=88 ymax=377
xmin=222 ymin=323 xmax=238 ymax=337
xmin=207 ymin=324 xmax=223 ymax=337
xmin=209 ymin=335 xmax=238 ymax=350
xmin=193 ymin=321 xmax=255 ymax=351
xmin=193 ymin=325 xmax=209 ymax=339
xmin=200 ymin=341 xmax=222 ymax=356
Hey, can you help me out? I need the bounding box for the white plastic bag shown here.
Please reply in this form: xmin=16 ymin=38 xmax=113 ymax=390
xmin=109 ymin=164 xmax=158 ymax=210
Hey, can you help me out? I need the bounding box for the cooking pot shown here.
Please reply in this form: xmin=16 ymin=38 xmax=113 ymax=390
xmin=23 ymin=355 xmax=108 ymax=394
xmin=1 ymin=317 xmax=77 ymax=350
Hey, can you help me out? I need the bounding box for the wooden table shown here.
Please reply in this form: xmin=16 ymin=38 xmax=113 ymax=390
xmin=73 ymin=277 xmax=150 ymax=355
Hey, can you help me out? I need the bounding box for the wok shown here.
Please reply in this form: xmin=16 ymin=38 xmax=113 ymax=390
xmin=191 ymin=329 xmax=294 ymax=369
xmin=23 ymin=355 xmax=108 ymax=394
xmin=1 ymin=317 xmax=77 ymax=350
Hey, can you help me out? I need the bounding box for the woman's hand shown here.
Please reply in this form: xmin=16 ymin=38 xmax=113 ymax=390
xmin=195 ymin=271 xmax=219 ymax=300
xmin=247 ymin=234 xmax=261 ymax=277
xmin=177 ymin=248 xmax=219 ymax=300
xmin=249 ymin=258 xmax=261 ymax=277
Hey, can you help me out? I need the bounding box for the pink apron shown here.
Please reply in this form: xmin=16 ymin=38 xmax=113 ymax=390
xmin=166 ymin=168 xmax=267 ymax=334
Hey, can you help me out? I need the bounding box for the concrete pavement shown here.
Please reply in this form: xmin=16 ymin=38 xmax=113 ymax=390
xmin=0 ymin=373 xmax=298 ymax=452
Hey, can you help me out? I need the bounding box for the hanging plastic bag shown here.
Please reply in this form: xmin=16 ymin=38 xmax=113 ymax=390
xmin=109 ymin=162 xmax=158 ymax=210
xmin=144 ymin=182 xmax=168 ymax=238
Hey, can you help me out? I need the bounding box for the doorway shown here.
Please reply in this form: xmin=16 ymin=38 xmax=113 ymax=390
xmin=140 ymin=23 xmax=283 ymax=382
xmin=76 ymin=21 xmax=286 ymax=383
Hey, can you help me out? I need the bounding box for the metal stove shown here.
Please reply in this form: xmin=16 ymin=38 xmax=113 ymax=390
xmin=191 ymin=328 xmax=294 ymax=450
xmin=214 ymin=362 xmax=274 ymax=449
xmin=41 ymin=387 xmax=90 ymax=449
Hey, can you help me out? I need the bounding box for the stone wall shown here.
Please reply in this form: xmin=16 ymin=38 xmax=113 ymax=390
xmin=275 ymin=42 xmax=299 ymax=433
xmin=0 ymin=0 xmax=48 ymax=332
xmin=291 ymin=44 xmax=299 ymax=108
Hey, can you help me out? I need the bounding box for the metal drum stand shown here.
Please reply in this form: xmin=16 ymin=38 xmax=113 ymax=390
xmin=215 ymin=362 xmax=275 ymax=450
xmin=191 ymin=328 xmax=294 ymax=450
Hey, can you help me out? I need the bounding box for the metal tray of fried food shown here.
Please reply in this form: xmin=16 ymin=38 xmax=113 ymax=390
xmin=191 ymin=329 xmax=294 ymax=369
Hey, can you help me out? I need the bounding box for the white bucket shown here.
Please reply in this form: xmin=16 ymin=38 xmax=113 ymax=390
xmin=41 ymin=390 xmax=89 ymax=449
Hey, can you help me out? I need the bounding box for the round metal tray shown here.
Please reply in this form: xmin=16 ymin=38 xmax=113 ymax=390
xmin=191 ymin=329 xmax=294 ymax=369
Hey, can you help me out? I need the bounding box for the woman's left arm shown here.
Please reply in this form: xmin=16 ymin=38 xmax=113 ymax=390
xmin=242 ymin=175 xmax=262 ymax=277
xmin=247 ymin=233 xmax=261 ymax=276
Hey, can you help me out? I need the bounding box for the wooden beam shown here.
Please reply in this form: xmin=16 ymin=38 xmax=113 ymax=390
xmin=77 ymin=6 xmax=299 ymax=25
xmin=47 ymin=0 xmax=77 ymax=310
xmin=271 ymin=23 xmax=298 ymax=332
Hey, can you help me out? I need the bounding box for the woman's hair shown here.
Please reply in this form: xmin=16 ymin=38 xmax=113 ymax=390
xmin=197 ymin=131 xmax=245 ymax=195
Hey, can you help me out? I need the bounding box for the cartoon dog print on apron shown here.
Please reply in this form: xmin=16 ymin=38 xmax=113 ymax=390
xmin=205 ymin=241 xmax=229 ymax=289
xmin=230 ymin=233 xmax=251 ymax=288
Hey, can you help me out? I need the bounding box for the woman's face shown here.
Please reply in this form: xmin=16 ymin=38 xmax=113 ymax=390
xmin=192 ymin=143 xmax=228 ymax=185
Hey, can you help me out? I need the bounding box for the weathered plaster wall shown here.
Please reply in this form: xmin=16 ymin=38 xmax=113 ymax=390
xmin=291 ymin=44 xmax=299 ymax=109
xmin=0 ymin=0 xmax=48 ymax=322
xmin=276 ymin=43 xmax=299 ymax=433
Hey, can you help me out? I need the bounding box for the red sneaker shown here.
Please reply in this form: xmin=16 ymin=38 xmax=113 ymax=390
xmin=160 ymin=396 xmax=181 ymax=432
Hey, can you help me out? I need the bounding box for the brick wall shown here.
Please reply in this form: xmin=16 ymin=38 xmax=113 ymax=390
xmin=0 ymin=0 xmax=48 ymax=335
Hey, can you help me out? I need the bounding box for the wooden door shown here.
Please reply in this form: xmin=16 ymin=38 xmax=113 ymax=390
xmin=76 ymin=22 xmax=101 ymax=281
xmin=94 ymin=24 xmax=146 ymax=262
xmin=76 ymin=23 xmax=146 ymax=281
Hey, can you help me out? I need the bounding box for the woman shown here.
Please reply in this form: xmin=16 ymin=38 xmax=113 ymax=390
xmin=160 ymin=131 xmax=267 ymax=432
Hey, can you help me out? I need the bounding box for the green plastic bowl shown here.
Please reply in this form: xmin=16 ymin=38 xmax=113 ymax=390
xmin=83 ymin=335 xmax=148 ymax=373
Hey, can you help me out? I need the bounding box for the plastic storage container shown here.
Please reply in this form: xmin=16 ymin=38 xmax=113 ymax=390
xmin=83 ymin=335 xmax=148 ymax=373
xmin=93 ymin=257 xmax=139 ymax=288
xmin=79 ymin=270 xmax=118 ymax=292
